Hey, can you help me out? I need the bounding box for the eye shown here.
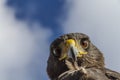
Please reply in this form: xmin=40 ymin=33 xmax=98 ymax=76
xmin=52 ymin=48 xmax=61 ymax=57
xmin=80 ymin=39 xmax=89 ymax=49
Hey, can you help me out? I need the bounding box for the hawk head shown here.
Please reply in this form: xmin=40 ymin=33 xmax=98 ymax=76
xmin=47 ymin=33 xmax=104 ymax=79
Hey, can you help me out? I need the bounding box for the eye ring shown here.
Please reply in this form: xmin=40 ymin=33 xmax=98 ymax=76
xmin=80 ymin=39 xmax=89 ymax=49
xmin=52 ymin=48 xmax=61 ymax=57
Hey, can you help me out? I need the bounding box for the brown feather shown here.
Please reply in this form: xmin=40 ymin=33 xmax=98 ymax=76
xmin=47 ymin=33 xmax=120 ymax=80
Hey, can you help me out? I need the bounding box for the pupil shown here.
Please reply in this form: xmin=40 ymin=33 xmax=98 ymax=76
xmin=56 ymin=48 xmax=61 ymax=53
xmin=81 ymin=39 xmax=88 ymax=49
xmin=53 ymin=48 xmax=61 ymax=57
xmin=83 ymin=41 xmax=87 ymax=47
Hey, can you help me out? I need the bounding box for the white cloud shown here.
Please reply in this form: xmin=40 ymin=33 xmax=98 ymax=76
xmin=63 ymin=0 xmax=120 ymax=72
xmin=0 ymin=0 xmax=51 ymax=80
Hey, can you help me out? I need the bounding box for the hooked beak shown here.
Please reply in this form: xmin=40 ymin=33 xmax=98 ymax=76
xmin=68 ymin=45 xmax=78 ymax=61
xmin=59 ymin=39 xmax=87 ymax=61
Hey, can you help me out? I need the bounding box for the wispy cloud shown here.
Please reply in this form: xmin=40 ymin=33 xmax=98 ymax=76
xmin=0 ymin=0 xmax=51 ymax=80
xmin=63 ymin=0 xmax=120 ymax=71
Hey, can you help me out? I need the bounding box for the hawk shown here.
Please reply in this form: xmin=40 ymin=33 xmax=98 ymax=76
xmin=47 ymin=33 xmax=120 ymax=80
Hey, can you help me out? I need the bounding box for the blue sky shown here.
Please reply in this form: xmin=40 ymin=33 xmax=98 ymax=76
xmin=1 ymin=0 xmax=120 ymax=80
xmin=6 ymin=0 xmax=66 ymax=38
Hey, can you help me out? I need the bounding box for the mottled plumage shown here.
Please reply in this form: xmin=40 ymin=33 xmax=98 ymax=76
xmin=47 ymin=33 xmax=120 ymax=80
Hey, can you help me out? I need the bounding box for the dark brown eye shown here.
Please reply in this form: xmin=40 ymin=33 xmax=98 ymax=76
xmin=80 ymin=39 xmax=89 ymax=49
xmin=52 ymin=48 xmax=61 ymax=57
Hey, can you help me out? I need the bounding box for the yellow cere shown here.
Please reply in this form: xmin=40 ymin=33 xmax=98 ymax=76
xmin=66 ymin=39 xmax=76 ymax=47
